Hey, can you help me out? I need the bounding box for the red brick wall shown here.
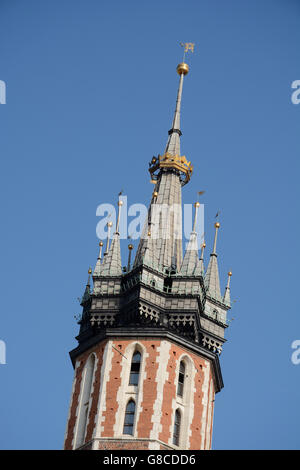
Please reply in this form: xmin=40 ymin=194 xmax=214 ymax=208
xmin=64 ymin=342 xmax=107 ymax=450
xmin=64 ymin=338 xmax=215 ymax=450
xmin=136 ymin=341 xmax=160 ymax=438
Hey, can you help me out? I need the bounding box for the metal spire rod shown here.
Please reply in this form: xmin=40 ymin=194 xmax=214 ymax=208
xmin=98 ymin=241 xmax=104 ymax=261
xmin=127 ymin=244 xmax=133 ymax=272
xmin=192 ymin=201 xmax=200 ymax=232
xmin=212 ymin=222 xmax=220 ymax=255
xmin=200 ymin=241 xmax=206 ymax=261
xmin=104 ymin=221 xmax=113 ymax=255
xmin=115 ymin=199 xmax=123 ymax=234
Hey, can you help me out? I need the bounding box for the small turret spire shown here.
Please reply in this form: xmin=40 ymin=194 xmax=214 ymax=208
xmin=205 ymin=222 xmax=222 ymax=300
xmin=87 ymin=266 xmax=92 ymax=284
xmin=104 ymin=221 xmax=113 ymax=255
xmin=223 ymin=271 xmax=232 ymax=305
xmin=93 ymin=241 xmax=104 ymax=276
xmin=99 ymin=198 xmax=122 ymax=276
xmin=180 ymin=202 xmax=202 ymax=276
xmin=81 ymin=267 xmax=92 ymax=304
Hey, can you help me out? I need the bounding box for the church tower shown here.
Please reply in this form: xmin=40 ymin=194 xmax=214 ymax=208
xmin=64 ymin=52 xmax=232 ymax=451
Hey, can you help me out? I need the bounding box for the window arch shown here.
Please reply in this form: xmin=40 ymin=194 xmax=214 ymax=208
xmin=177 ymin=361 xmax=185 ymax=397
xmin=173 ymin=409 xmax=181 ymax=446
xmin=74 ymin=354 xmax=96 ymax=448
xmin=123 ymin=399 xmax=136 ymax=435
xmin=129 ymin=351 xmax=141 ymax=386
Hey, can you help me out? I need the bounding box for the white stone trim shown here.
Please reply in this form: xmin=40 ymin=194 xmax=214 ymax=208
xmin=200 ymin=360 xmax=210 ymax=450
xmin=93 ymin=341 xmax=113 ymax=439
xmin=205 ymin=378 xmax=214 ymax=450
xmin=63 ymin=359 xmax=80 ymax=449
xmin=83 ymin=353 xmax=99 ymax=442
xmin=150 ymin=340 xmax=171 ymax=441
xmin=73 ymin=353 xmax=97 ymax=449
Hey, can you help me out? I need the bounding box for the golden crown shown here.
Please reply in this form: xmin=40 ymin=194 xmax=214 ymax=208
xmin=149 ymin=152 xmax=193 ymax=186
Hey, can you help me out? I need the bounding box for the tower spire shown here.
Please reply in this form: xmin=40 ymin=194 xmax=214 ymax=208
xmin=136 ymin=51 xmax=194 ymax=272
xmin=165 ymin=43 xmax=194 ymax=156
xmin=164 ymin=64 xmax=187 ymax=156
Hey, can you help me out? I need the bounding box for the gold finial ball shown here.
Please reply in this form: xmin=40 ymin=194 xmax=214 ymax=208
xmin=215 ymin=222 xmax=220 ymax=228
xmin=99 ymin=241 xmax=103 ymax=247
xmin=108 ymin=221 xmax=113 ymax=227
xmin=128 ymin=244 xmax=133 ymax=250
xmin=177 ymin=62 xmax=189 ymax=75
xmin=88 ymin=267 xmax=92 ymax=274
xmin=228 ymin=271 xmax=232 ymax=277
xmin=118 ymin=200 xmax=123 ymax=206
xmin=148 ymin=231 xmax=151 ymax=237
xmin=202 ymin=242 xmax=206 ymax=248
xmin=194 ymin=201 xmax=200 ymax=208
xmin=153 ymin=191 xmax=158 ymax=198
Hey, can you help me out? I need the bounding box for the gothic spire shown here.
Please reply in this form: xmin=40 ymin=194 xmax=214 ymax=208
xmin=134 ymin=62 xmax=193 ymax=272
xmin=204 ymin=222 xmax=222 ymax=301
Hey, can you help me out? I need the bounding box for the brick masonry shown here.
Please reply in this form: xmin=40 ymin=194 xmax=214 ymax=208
xmin=64 ymin=338 xmax=215 ymax=450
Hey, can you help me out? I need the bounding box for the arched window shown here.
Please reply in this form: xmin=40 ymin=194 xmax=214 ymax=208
xmin=75 ymin=354 xmax=95 ymax=448
xmin=177 ymin=361 xmax=185 ymax=397
xmin=173 ymin=409 xmax=181 ymax=446
xmin=129 ymin=351 xmax=141 ymax=386
xmin=123 ymin=400 xmax=136 ymax=435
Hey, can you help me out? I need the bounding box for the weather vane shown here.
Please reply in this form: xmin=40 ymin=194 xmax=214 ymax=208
xmin=180 ymin=42 xmax=195 ymax=62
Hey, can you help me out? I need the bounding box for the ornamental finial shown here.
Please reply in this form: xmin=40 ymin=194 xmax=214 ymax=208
xmin=177 ymin=42 xmax=195 ymax=74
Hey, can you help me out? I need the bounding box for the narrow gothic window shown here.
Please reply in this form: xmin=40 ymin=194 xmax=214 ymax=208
xmin=123 ymin=400 xmax=136 ymax=435
xmin=163 ymin=277 xmax=172 ymax=292
xmin=173 ymin=409 xmax=181 ymax=446
xmin=129 ymin=351 xmax=141 ymax=386
xmin=177 ymin=361 xmax=185 ymax=397
xmin=163 ymin=269 xmax=175 ymax=293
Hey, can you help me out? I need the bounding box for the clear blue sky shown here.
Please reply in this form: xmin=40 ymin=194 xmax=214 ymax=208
xmin=0 ymin=0 xmax=299 ymax=450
